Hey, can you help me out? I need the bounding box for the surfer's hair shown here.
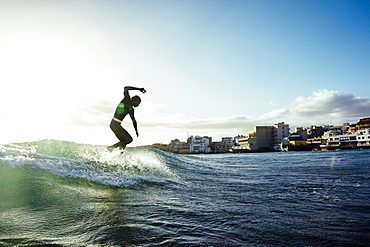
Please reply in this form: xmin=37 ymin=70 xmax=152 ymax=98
xmin=132 ymin=95 xmax=141 ymax=102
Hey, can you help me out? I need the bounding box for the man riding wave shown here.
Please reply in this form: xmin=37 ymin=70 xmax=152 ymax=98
xmin=108 ymin=86 xmax=146 ymax=151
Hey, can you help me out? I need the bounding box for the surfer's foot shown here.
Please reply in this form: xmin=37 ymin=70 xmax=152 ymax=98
xmin=107 ymin=145 xmax=114 ymax=152
xmin=118 ymin=143 xmax=127 ymax=154
xmin=119 ymin=142 xmax=127 ymax=150
xmin=107 ymin=142 xmax=126 ymax=152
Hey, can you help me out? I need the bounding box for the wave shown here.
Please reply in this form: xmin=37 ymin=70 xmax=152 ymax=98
xmin=0 ymin=139 xmax=181 ymax=187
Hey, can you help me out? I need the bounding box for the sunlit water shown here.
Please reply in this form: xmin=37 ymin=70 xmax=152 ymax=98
xmin=1 ymin=140 xmax=369 ymax=246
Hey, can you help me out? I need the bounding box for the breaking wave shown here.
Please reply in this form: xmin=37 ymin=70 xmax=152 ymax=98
xmin=0 ymin=139 xmax=180 ymax=187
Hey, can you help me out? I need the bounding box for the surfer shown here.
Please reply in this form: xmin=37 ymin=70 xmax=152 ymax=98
xmin=108 ymin=86 xmax=146 ymax=151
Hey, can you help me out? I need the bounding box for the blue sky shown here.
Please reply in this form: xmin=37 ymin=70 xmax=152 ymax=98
xmin=1 ymin=0 xmax=369 ymax=145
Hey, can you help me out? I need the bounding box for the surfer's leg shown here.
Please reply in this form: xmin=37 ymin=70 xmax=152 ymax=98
xmin=110 ymin=120 xmax=127 ymax=144
xmin=109 ymin=119 xmax=133 ymax=148
xmin=121 ymin=128 xmax=133 ymax=145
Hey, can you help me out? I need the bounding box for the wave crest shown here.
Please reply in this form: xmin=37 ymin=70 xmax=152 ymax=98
xmin=0 ymin=139 xmax=180 ymax=187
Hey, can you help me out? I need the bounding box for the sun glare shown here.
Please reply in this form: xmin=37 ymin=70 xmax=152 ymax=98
xmin=1 ymin=33 xmax=97 ymax=86
xmin=0 ymin=30 xmax=113 ymax=143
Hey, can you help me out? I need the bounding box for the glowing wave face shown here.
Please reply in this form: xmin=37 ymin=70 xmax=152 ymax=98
xmin=0 ymin=140 xmax=180 ymax=187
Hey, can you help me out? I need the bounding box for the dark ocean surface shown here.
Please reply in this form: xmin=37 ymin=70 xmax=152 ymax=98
xmin=1 ymin=140 xmax=369 ymax=246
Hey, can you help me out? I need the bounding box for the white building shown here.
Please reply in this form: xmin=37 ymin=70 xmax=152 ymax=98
xmin=274 ymin=122 xmax=290 ymax=143
xmin=274 ymin=122 xmax=290 ymax=151
xmin=321 ymin=128 xmax=370 ymax=149
xmin=357 ymin=128 xmax=370 ymax=147
xmin=188 ymin=135 xmax=211 ymax=153
xmin=221 ymin=137 xmax=234 ymax=149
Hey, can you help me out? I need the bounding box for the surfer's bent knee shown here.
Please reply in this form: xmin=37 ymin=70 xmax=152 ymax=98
xmin=126 ymin=136 xmax=133 ymax=144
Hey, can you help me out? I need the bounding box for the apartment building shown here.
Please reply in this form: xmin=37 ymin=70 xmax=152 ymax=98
xmin=181 ymin=135 xmax=211 ymax=153
xmin=274 ymin=122 xmax=290 ymax=143
xmin=357 ymin=128 xmax=370 ymax=147
xmin=320 ymin=118 xmax=370 ymax=149
xmin=238 ymin=122 xmax=289 ymax=151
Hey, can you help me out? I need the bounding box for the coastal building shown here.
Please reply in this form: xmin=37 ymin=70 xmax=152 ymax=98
xmin=179 ymin=143 xmax=191 ymax=154
xmin=210 ymin=137 xmax=235 ymax=153
xmin=306 ymin=137 xmax=323 ymax=150
xmin=307 ymin=125 xmax=329 ymax=138
xmin=294 ymin=127 xmax=308 ymax=140
xmin=139 ymin=116 xmax=370 ymax=153
xmin=274 ymin=122 xmax=290 ymax=142
xmin=283 ymin=134 xmax=311 ymax=151
xmin=169 ymin=139 xmax=183 ymax=153
xmin=356 ymin=117 xmax=370 ymax=130
xmin=357 ymin=128 xmax=370 ymax=147
xmin=235 ymin=135 xmax=249 ymax=151
xmin=273 ymin=122 xmax=289 ymax=151
xmin=285 ymin=123 xmax=350 ymax=151
xmin=247 ymin=131 xmax=257 ymax=150
xmin=322 ymin=131 xmax=357 ymax=149
xmin=239 ymin=126 xmax=274 ymax=151
xmin=185 ymin=135 xmax=211 ymax=153
xmin=320 ymin=118 xmax=370 ymax=149
xmin=239 ymin=122 xmax=290 ymax=151
xmin=221 ymin=137 xmax=234 ymax=150
xmin=210 ymin=141 xmax=227 ymax=153
xmin=254 ymin=126 xmax=275 ymax=150
xmin=328 ymin=123 xmax=350 ymax=133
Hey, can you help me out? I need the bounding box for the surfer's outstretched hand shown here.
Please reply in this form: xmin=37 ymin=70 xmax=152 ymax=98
xmin=139 ymin=88 xmax=146 ymax=94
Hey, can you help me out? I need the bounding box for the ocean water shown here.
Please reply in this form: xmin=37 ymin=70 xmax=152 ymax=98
xmin=0 ymin=140 xmax=369 ymax=246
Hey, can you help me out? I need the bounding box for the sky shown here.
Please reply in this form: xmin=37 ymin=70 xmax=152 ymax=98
xmin=0 ymin=0 xmax=369 ymax=146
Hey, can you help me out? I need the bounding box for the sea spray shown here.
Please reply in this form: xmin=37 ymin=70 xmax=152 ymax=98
xmin=0 ymin=139 xmax=180 ymax=187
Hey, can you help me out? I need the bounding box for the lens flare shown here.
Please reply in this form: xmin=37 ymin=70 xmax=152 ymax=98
xmin=330 ymin=155 xmax=343 ymax=170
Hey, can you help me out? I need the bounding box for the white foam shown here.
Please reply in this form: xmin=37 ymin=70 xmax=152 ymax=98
xmin=0 ymin=142 xmax=180 ymax=187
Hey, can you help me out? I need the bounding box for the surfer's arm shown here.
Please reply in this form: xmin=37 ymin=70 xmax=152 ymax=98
xmin=130 ymin=111 xmax=139 ymax=137
xmin=124 ymin=86 xmax=146 ymax=97
xmin=133 ymin=120 xmax=139 ymax=137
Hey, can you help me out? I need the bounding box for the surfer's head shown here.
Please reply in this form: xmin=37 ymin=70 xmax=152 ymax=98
xmin=132 ymin=95 xmax=141 ymax=107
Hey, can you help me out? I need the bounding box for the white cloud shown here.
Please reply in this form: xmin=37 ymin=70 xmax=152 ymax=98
xmin=289 ymin=90 xmax=370 ymax=118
